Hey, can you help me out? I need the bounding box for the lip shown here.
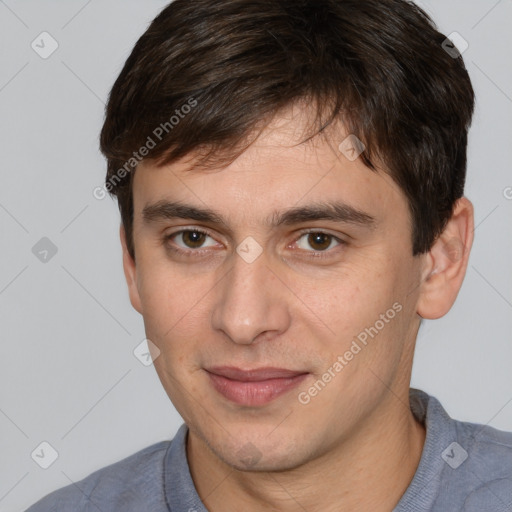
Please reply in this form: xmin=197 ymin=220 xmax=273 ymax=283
xmin=206 ymin=366 xmax=309 ymax=406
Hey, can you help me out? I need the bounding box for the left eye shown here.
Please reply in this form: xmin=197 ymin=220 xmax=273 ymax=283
xmin=295 ymin=232 xmax=341 ymax=252
xmin=171 ymin=230 xmax=217 ymax=249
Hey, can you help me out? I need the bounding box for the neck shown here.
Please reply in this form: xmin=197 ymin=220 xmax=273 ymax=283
xmin=187 ymin=392 xmax=426 ymax=512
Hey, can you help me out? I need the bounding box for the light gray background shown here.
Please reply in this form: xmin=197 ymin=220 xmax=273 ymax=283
xmin=0 ymin=1 xmax=510 ymax=510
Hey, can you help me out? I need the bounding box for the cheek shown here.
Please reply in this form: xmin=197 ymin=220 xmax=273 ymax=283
xmin=136 ymin=261 xmax=196 ymax=339
xmin=298 ymin=262 xmax=387 ymax=330
xmin=308 ymin=262 xmax=408 ymax=367
xmin=136 ymin=259 xmax=221 ymax=365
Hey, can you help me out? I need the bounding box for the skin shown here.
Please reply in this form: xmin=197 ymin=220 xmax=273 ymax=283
xmin=121 ymin=104 xmax=474 ymax=511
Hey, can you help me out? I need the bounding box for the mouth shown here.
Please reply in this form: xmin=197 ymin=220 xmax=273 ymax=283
xmin=205 ymin=366 xmax=310 ymax=406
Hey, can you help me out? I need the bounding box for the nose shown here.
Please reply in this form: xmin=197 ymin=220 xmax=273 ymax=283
xmin=211 ymin=247 xmax=291 ymax=345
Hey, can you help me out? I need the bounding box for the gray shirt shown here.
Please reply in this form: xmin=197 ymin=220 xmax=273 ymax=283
xmin=26 ymin=389 xmax=512 ymax=511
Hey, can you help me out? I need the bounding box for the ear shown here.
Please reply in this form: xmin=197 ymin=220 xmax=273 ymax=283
xmin=120 ymin=224 xmax=143 ymax=314
xmin=416 ymin=197 xmax=474 ymax=319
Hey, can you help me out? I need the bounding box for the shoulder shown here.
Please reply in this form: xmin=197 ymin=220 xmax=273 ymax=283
xmin=417 ymin=389 xmax=512 ymax=510
xmin=401 ymin=389 xmax=512 ymax=511
xmin=456 ymin=415 xmax=512 ymax=458
xmin=411 ymin=389 xmax=512 ymax=471
xmin=456 ymin=417 xmax=512 ymax=475
xmin=451 ymin=419 xmax=512 ymax=509
xmin=26 ymin=440 xmax=172 ymax=511
xmin=440 ymin=402 xmax=512 ymax=481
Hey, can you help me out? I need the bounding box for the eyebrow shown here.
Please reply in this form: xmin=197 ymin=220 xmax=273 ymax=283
xmin=142 ymin=200 xmax=376 ymax=230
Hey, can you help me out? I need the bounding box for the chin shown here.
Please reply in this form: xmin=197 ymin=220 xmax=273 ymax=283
xmin=207 ymin=428 xmax=309 ymax=472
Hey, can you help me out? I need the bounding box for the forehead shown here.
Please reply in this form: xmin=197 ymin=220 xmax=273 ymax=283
xmin=132 ymin=107 xmax=406 ymax=228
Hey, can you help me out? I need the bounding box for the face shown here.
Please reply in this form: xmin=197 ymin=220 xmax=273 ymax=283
xmin=124 ymin=106 xmax=426 ymax=472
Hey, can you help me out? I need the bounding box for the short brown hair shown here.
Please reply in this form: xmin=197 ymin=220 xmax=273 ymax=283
xmin=100 ymin=0 xmax=475 ymax=260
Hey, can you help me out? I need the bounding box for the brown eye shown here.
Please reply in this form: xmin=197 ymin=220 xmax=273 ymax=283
xmin=307 ymin=233 xmax=332 ymax=251
xmin=181 ymin=230 xmax=207 ymax=248
xmin=295 ymin=232 xmax=342 ymax=253
xmin=167 ymin=229 xmax=218 ymax=251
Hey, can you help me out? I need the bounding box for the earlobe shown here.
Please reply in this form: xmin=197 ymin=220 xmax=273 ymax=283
xmin=416 ymin=197 xmax=474 ymax=319
xmin=120 ymin=224 xmax=143 ymax=314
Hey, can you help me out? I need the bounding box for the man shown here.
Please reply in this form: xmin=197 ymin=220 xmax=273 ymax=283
xmin=27 ymin=0 xmax=512 ymax=510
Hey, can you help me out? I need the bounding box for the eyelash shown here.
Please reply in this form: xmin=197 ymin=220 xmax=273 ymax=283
xmin=163 ymin=228 xmax=346 ymax=259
